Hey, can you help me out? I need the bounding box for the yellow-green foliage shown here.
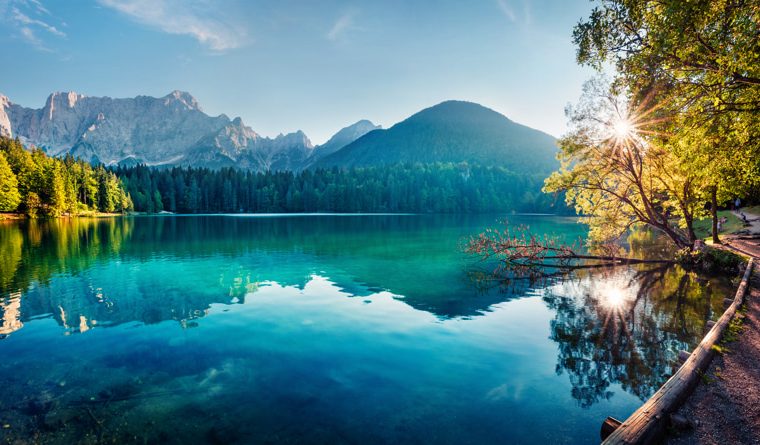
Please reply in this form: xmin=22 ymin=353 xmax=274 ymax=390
xmin=0 ymin=151 xmax=21 ymax=212
xmin=0 ymin=137 xmax=133 ymax=217
xmin=551 ymin=1 xmax=760 ymax=249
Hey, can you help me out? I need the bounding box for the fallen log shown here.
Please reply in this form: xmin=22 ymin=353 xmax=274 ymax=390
xmin=601 ymin=258 xmax=754 ymax=445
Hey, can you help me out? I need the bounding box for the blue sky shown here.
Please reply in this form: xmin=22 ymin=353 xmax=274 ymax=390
xmin=0 ymin=0 xmax=596 ymax=144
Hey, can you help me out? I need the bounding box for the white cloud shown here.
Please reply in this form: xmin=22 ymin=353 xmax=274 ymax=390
xmin=19 ymin=26 xmax=44 ymax=47
xmin=496 ymin=0 xmax=516 ymax=23
xmin=0 ymin=0 xmax=65 ymax=51
xmin=12 ymin=7 xmax=65 ymax=36
xmin=496 ymin=0 xmax=531 ymax=26
xmin=327 ymin=10 xmax=357 ymax=41
xmin=98 ymin=0 xmax=248 ymax=51
xmin=26 ymin=0 xmax=49 ymax=15
xmin=522 ymin=0 xmax=532 ymax=26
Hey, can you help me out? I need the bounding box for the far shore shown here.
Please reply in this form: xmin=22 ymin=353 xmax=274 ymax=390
xmin=0 ymin=211 xmax=126 ymax=221
xmin=1 ymin=211 xmax=577 ymax=220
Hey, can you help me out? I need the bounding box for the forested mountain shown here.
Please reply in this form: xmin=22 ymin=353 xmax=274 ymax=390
xmin=0 ymin=91 xmax=377 ymax=171
xmin=0 ymin=137 xmax=131 ymax=216
xmin=315 ymin=101 xmax=559 ymax=173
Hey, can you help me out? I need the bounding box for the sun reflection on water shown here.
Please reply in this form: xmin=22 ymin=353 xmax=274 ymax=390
xmin=598 ymin=281 xmax=633 ymax=312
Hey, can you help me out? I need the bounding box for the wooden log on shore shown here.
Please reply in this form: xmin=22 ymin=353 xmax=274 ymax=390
xmin=601 ymin=258 xmax=755 ymax=445
xmin=601 ymin=417 xmax=623 ymax=440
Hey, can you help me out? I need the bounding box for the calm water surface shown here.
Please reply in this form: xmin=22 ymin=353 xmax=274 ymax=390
xmin=0 ymin=215 xmax=732 ymax=444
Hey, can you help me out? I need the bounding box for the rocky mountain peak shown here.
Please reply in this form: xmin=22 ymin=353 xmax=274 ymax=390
xmin=0 ymin=90 xmax=381 ymax=172
xmin=309 ymin=119 xmax=381 ymax=160
xmin=163 ymin=90 xmax=201 ymax=111
xmin=276 ymin=130 xmax=314 ymax=149
xmin=0 ymin=94 xmax=11 ymax=138
xmin=46 ymin=91 xmax=84 ymax=108
xmin=42 ymin=91 xmax=85 ymax=120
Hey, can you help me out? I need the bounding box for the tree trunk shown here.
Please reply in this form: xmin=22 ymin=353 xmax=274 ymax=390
xmin=711 ymin=187 xmax=720 ymax=244
xmin=685 ymin=216 xmax=697 ymax=244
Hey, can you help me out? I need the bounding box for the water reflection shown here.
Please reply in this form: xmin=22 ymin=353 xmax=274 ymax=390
xmin=1 ymin=215 xmax=580 ymax=332
xmin=0 ymin=215 xmax=736 ymax=444
xmin=544 ymin=264 xmax=721 ymax=407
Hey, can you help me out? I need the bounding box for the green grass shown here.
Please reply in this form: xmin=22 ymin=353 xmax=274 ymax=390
xmin=693 ymin=210 xmax=745 ymax=240
xmin=742 ymin=205 xmax=760 ymax=216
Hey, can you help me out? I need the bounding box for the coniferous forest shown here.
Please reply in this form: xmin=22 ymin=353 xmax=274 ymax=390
xmin=116 ymin=163 xmax=563 ymax=214
xmin=0 ymin=136 xmax=564 ymax=216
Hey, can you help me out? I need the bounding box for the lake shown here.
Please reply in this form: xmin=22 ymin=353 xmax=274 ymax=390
xmin=0 ymin=214 xmax=732 ymax=444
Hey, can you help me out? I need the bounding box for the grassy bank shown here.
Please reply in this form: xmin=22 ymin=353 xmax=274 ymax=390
xmin=693 ymin=211 xmax=745 ymax=240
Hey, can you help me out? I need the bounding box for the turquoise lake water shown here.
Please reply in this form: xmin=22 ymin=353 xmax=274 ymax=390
xmin=0 ymin=214 xmax=731 ymax=444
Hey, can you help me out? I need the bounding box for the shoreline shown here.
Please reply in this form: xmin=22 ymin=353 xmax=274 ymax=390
xmin=0 ymin=212 xmax=126 ymax=221
xmin=668 ymin=239 xmax=760 ymax=444
xmin=602 ymin=257 xmax=755 ymax=444
xmin=0 ymin=211 xmax=572 ymax=219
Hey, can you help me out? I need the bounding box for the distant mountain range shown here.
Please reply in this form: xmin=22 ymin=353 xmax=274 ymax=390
xmin=0 ymin=91 xmax=557 ymax=172
xmin=0 ymin=91 xmax=379 ymax=171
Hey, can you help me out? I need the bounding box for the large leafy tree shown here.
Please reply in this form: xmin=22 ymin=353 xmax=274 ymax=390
xmin=575 ymin=0 xmax=759 ymax=113
xmin=551 ymin=0 xmax=760 ymax=247
xmin=544 ymin=79 xmax=698 ymax=248
xmin=0 ymin=151 xmax=21 ymax=212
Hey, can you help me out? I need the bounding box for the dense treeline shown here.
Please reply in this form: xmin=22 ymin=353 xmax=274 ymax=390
xmin=0 ymin=137 xmax=132 ymax=217
xmin=116 ymin=163 xmax=565 ymax=214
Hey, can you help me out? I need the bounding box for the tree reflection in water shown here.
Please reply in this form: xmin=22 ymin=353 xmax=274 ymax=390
xmin=542 ymin=264 xmax=721 ymax=408
xmin=0 ymin=216 xmax=731 ymax=411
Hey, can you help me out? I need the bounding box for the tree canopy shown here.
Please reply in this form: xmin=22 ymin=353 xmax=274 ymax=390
xmin=546 ymin=0 xmax=760 ymax=248
xmin=0 ymin=137 xmax=132 ymax=217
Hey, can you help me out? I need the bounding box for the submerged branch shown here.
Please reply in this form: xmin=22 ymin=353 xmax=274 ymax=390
xmin=464 ymin=222 xmax=673 ymax=280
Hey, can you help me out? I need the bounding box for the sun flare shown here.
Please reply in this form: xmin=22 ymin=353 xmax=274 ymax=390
xmin=598 ymin=282 xmax=632 ymax=312
xmin=612 ymin=119 xmax=634 ymax=140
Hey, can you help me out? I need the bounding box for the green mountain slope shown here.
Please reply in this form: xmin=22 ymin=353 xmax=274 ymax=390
xmin=315 ymin=100 xmax=558 ymax=172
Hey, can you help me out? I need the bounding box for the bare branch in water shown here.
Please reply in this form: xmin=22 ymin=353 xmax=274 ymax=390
xmin=464 ymin=222 xmax=673 ymax=280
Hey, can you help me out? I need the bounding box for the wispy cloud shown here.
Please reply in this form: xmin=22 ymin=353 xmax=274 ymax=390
xmin=19 ymin=26 xmax=46 ymax=49
xmin=496 ymin=0 xmax=516 ymax=23
xmin=0 ymin=0 xmax=66 ymax=51
xmin=327 ymin=10 xmax=357 ymax=42
xmin=27 ymin=0 xmax=48 ymax=14
xmin=495 ymin=0 xmax=531 ymax=26
xmin=98 ymin=0 xmax=248 ymax=51
xmin=12 ymin=7 xmax=65 ymax=36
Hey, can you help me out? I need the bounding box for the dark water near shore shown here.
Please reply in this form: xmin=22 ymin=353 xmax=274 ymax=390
xmin=0 ymin=214 xmax=732 ymax=444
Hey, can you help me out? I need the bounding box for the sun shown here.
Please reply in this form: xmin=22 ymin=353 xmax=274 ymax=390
xmin=612 ymin=118 xmax=634 ymax=141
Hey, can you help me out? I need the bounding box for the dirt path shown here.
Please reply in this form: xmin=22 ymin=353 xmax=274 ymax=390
xmin=668 ymin=240 xmax=760 ymax=445
xmin=733 ymin=209 xmax=760 ymax=235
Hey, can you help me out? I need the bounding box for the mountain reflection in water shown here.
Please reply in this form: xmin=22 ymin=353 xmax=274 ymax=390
xmin=0 ymin=215 xmax=732 ymax=445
